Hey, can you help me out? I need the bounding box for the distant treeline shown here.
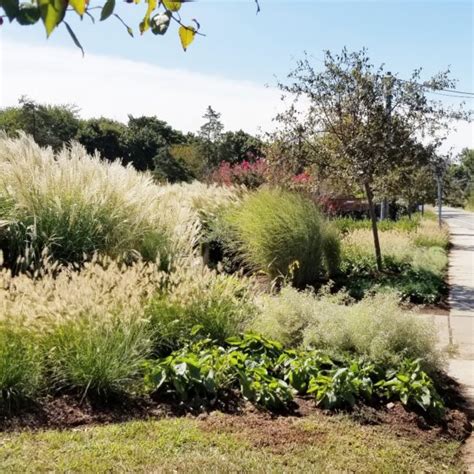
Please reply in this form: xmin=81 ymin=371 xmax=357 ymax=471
xmin=0 ymin=98 xmax=264 ymax=183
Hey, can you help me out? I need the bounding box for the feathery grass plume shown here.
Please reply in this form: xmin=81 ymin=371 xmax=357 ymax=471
xmin=0 ymin=256 xmax=164 ymax=397
xmin=341 ymin=224 xmax=448 ymax=274
xmin=222 ymin=187 xmax=329 ymax=287
xmin=0 ymin=134 xmax=175 ymax=268
xmin=154 ymin=181 xmax=244 ymax=259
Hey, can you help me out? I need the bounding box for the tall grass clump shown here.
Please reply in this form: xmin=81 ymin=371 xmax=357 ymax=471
xmin=321 ymin=224 xmax=341 ymax=277
xmin=0 ymin=134 xmax=178 ymax=269
xmin=1 ymin=257 xmax=162 ymax=397
xmin=412 ymin=220 xmax=450 ymax=249
xmin=253 ymin=287 xmax=443 ymax=373
xmin=146 ymin=262 xmax=258 ymax=353
xmin=45 ymin=315 xmax=153 ymax=397
xmin=0 ymin=322 xmax=43 ymax=407
xmin=223 ymin=187 xmax=337 ymax=287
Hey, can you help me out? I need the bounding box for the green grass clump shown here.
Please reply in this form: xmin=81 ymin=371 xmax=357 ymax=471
xmin=321 ymin=224 xmax=341 ymax=277
xmin=223 ymin=187 xmax=337 ymax=287
xmin=0 ymin=323 xmax=43 ymax=407
xmin=147 ymin=268 xmax=257 ymax=354
xmin=45 ymin=316 xmax=153 ymax=397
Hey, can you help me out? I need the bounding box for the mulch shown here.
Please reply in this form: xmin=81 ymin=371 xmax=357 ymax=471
xmin=0 ymin=390 xmax=471 ymax=445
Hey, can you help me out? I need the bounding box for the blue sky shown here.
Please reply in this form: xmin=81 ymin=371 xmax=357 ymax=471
xmin=0 ymin=0 xmax=473 ymax=148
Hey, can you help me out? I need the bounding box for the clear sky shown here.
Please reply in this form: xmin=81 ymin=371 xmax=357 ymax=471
xmin=0 ymin=0 xmax=473 ymax=149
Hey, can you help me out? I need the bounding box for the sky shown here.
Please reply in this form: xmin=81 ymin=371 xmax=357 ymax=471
xmin=0 ymin=0 xmax=473 ymax=151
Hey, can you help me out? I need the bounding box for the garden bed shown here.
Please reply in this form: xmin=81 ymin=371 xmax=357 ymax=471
xmin=1 ymin=394 xmax=471 ymax=442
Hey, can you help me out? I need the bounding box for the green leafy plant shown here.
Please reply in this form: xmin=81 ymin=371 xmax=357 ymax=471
xmin=237 ymin=364 xmax=295 ymax=411
xmin=308 ymin=360 xmax=375 ymax=409
xmin=277 ymin=350 xmax=334 ymax=394
xmin=226 ymin=333 xmax=285 ymax=359
xmin=143 ymin=342 xmax=237 ymax=405
xmin=376 ymin=359 xmax=445 ymax=419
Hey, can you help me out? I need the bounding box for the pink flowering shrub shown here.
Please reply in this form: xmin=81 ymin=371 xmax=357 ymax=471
xmin=211 ymin=159 xmax=268 ymax=188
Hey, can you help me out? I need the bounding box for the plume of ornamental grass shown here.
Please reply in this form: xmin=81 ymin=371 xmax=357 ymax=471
xmin=0 ymin=134 xmax=216 ymax=268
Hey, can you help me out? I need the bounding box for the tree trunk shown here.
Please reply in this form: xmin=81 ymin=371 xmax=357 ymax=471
xmin=364 ymin=182 xmax=383 ymax=272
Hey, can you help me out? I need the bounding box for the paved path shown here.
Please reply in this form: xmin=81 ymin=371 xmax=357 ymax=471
xmin=437 ymin=207 xmax=474 ymax=470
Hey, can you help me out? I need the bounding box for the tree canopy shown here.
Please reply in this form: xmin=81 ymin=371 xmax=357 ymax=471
xmin=0 ymin=98 xmax=263 ymax=183
xmin=276 ymin=48 xmax=471 ymax=270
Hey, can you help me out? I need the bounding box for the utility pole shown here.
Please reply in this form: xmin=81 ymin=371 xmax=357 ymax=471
xmin=437 ymin=172 xmax=442 ymax=228
xmin=432 ymin=154 xmax=446 ymax=229
xmin=382 ymin=72 xmax=394 ymax=220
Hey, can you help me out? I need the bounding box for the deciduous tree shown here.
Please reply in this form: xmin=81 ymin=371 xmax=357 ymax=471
xmin=277 ymin=48 xmax=470 ymax=270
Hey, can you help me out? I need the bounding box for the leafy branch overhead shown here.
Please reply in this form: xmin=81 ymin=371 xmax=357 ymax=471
xmin=0 ymin=0 xmax=259 ymax=52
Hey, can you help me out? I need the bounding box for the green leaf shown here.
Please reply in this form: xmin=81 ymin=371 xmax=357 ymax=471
xmin=100 ymin=0 xmax=114 ymax=21
xmin=150 ymin=10 xmax=170 ymax=35
xmin=16 ymin=3 xmax=40 ymax=24
xmin=0 ymin=0 xmax=19 ymax=21
xmin=139 ymin=0 xmax=156 ymax=34
xmin=162 ymin=0 xmax=180 ymax=12
xmin=64 ymin=21 xmax=84 ymax=56
xmin=38 ymin=0 xmax=66 ymax=37
xmin=69 ymin=0 xmax=85 ymax=16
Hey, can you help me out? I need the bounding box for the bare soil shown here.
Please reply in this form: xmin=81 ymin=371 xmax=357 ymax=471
xmin=0 ymin=392 xmax=471 ymax=445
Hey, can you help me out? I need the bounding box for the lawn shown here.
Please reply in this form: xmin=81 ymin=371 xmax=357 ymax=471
xmin=0 ymin=414 xmax=464 ymax=473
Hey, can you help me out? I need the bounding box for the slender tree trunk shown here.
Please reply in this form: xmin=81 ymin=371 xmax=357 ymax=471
xmin=364 ymin=182 xmax=383 ymax=272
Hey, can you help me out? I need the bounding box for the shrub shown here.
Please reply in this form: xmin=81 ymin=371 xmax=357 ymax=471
xmin=210 ymin=159 xmax=268 ymax=188
xmin=0 ymin=323 xmax=43 ymax=407
xmin=45 ymin=315 xmax=153 ymax=397
xmin=146 ymin=264 xmax=258 ymax=353
xmin=223 ymin=187 xmax=335 ymax=287
xmin=253 ymin=288 xmax=444 ymax=374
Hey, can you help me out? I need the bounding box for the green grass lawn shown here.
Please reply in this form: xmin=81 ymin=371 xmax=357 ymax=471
xmin=0 ymin=414 xmax=464 ymax=473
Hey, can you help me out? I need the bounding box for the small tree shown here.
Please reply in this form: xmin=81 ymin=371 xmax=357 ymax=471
xmin=278 ymin=48 xmax=470 ymax=271
xmin=198 ymin=106 xmax=224 ymax=171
